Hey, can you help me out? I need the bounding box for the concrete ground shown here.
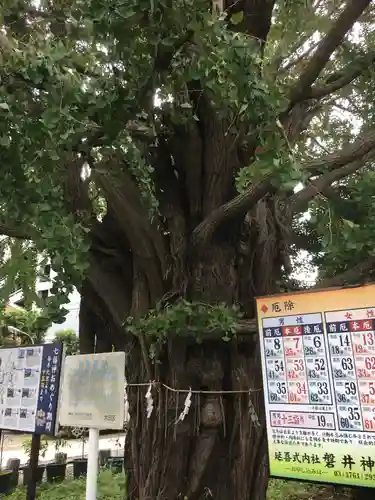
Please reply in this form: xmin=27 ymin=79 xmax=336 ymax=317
xmin=0 ymin=432 xmax=126 ymax=468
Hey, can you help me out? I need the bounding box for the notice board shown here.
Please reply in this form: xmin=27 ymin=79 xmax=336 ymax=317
xmin=256 ymin=283 xmax=375 ymax=487
xmin=0 ymin=343 xmax=63 ymax=434
xmin=59 ymin=351 xmax=125 ymax=430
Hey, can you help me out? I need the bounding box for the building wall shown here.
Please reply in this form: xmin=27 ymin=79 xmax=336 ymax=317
xmin=44 ymin=288 xmax=81 ymax=341
xmin=7 ymin=267 xmax=81 ymax=342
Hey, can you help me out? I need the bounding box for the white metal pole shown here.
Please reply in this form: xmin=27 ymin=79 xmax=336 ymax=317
xmin=86 ymin=428 xmax=99 ymax=500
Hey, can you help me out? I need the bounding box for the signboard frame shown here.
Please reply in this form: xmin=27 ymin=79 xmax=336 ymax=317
xmin=256 ymin=283 xmax=375 ymax=489
xmin=58 ymin=351 xmax=126 ymax=430
xmin=0 ymin=342 xmax=63 ymax=435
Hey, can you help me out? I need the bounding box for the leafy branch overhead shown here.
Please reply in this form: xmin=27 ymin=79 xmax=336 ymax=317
xmin=0 ymin=308 xmax=49 ymax=345
xmin=127 ymin=300 xmax=242 ymax=356
xmin=0 ymin=0 xmax=375 ymax=330
xmin=3 ymin=1 xmax=375 ymax=498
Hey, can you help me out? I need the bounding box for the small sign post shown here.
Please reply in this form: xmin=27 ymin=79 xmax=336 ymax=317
xmin=26 ymin=434 xmax=41 ymax=500
xmin=0 ymin=342 xmax=63 ymax=500
xmin=59 ymin=351 xmax=125 ymax=500
xmin=86 ymin=428 xmax=100 ymax=500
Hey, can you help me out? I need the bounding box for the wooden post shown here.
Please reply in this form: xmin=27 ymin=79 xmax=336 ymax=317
xmin=352 ymin=488 xmax=373 ymax=500
xmin=0 ymin=429 xmax=2 ymax=469
xmin=26 ymin=434 xmax=41 ymax=500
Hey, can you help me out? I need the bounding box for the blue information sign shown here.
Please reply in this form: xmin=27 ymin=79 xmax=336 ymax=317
xmin=35 ymin=343 xmax=63 ymax=434
xmin=0 ymin=342 xmax=63 ymax=435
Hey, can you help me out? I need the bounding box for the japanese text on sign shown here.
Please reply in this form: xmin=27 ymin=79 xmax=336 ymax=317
xmin=257 ymin=284 xmax=375 ymax=488
xmin=58 ymin=352 xmax=125 ymax=430
xmin=0 ymin=343 xmax=63 ymax=434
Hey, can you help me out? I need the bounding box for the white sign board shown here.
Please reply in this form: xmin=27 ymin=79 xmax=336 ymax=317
xmin=0 ymin=343 xmax=63 ymax=434
xmin=59 ymin=351 xmax=125 ymax=429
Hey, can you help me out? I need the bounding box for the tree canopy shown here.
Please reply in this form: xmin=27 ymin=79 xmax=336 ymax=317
xmin=1 ymin=0 xmax=375 ymax=318
xmin=1 ymin=1 xmax=375 ymax=497
xmin=52 ymin=329 xmax=79 ymax=355
xmin=0 ymin=308 xmax=48 ymax=344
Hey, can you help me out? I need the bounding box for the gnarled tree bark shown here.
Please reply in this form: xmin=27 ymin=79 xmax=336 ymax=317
xmin=9 ymin=0 xmax=368 ymax=499
xmin=74 ymin=1 xmax=375 ymax=497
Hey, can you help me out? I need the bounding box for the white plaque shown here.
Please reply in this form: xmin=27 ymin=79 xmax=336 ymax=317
xmin=59 ymin=352 xmax=125 ymax=429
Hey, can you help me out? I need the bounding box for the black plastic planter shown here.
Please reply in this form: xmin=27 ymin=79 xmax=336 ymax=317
xmin=55 ymin=452 xmax=67 ymax=464
xmin=22 ymin=465 xmax=45 ymax=486
xmin=0 ymin=471 xmax=13 ymax=494
xmin=6 ymin=458 xmax=20 ymax=488
xmin=73 ymin=458 xmax=88 ymax=479
xmin=99 ymin=449 xmax=111 ymax=467
xmin=46 ymin=463 xmax=67 ymax=483
xmin=106 ymin=457 xmax=124 ymax=474
xmin=9 ymin=469 xmax=19 ymax=489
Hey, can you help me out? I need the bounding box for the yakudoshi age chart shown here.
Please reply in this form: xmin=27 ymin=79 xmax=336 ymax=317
xmin=257 ymin=284 xmax=375 ymax=488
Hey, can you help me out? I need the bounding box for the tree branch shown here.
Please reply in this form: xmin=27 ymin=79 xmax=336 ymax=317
xmin=280 ymin=40 xmax=320 ymax=73
xmin=190 ymin=178 xmax=271 ymax=250
xmin=87 ymin=250 xmax=132 ymax=332
xmin=303 ymin=129 xmax=375 ymax=174
xmin=0 ymin=223 xmax=30 ymax=240
xmin=289 ymin=149 xmax=375 ymax=214
xmin=192 ymin=130 xmax=375 ymax=249
xmin=225 ymin=0 xmax=276 ymax=44
xmin=314 ymin=257 xmax=375 ymax=289
xmin=309 ymin=51 xmax=375 ymax=99
xmin=93 ymin=162 xmax=166 ymax=304
xmin=289 ymin=0 xmax=372 ymax=104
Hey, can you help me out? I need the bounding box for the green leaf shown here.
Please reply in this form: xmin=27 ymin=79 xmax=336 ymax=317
xmin=343 ymin=219 xmax=357 ymax=229
xmin=49 ymin=151 xmax=61 ymax=161
xmin=239 ymin=103 xmax=248 ymax=115
xmin=0 ymin=102 xmax=9 ymax=110
xmin=231 ymin=11 xmax=244 ymax=25
xmin=0 ymin=135 xmax=10 ymax=146
xmin=39 ymin=203 xmax=51 ymax=212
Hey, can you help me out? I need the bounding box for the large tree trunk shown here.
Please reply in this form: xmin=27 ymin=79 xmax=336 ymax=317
xmin=79 ymin=186 xmax=283 ymax=499
xmin=73 ymin=0 xmax=375 ymax=495
xmin=78 ymin=54 xmax=288 ymax=500
xmin=125 ymin=340 xmax=269 ymax=500
xmin=3 ymin=0 xmax=375 ymax=497
xmin=81 ymin=253 xmax=272 ymax=500
xmin=78 ymin=2 xmax=290 ymax=497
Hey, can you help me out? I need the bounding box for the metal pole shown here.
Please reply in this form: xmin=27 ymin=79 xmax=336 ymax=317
xmin=85 ymin=428 xmax=99 ymax=500
xmin=0 ymin=430 xmax=2 ymax=470
xmin=7 ymin=326 xmax=34 ymax=345
xmin=26 ymin=433 xmax=41 ymax=500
